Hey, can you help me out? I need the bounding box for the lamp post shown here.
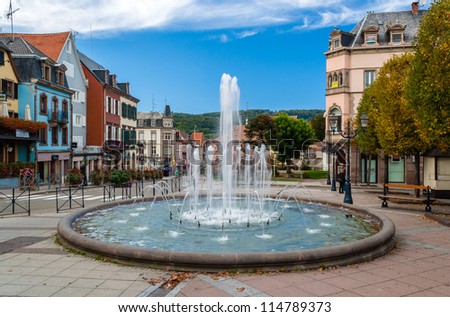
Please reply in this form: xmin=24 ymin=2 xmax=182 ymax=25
xmin=329 ymin=113 xmax=368 ymax=204
xmin=82 ymin=146 xmax=88 ymax=186
xmin=323 ymin=139 xmax=331 ymax=185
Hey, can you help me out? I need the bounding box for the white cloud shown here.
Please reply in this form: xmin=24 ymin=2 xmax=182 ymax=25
xmin=2 ymin=0 xmax=424 ymax=37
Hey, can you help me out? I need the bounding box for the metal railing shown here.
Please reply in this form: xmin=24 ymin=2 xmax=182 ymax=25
xmin=0 ymin=188 xmax=31 ymax=216
xmin=56 ymin=185 xmax=85 ymax=213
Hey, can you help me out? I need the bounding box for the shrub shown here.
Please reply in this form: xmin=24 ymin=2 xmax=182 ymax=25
xmin=108 ymin=170 xmax=132 ymax=186
xmin=66 ymin=168 xmax=84 ymax=185
xmin=89 ymin=169 xmax=104 ymax=185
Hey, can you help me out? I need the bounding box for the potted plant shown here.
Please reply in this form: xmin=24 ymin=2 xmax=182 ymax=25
xmin=89 ymin=169 xmax=104 ymax=185
xmin=108 ymin=170 xmax=132 ymax=187
xmin=66 ymin=168 xmax=84 ymax=186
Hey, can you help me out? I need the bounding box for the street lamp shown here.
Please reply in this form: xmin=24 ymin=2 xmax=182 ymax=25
xmin=82 ymin=146 xmax=88 ymax=186
xmin=329 ymin=113 xmax=368 ymax=204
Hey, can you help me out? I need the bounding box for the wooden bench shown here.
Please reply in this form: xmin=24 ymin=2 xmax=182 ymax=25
xmin=378 ymin=183 xmax=436 ymax=212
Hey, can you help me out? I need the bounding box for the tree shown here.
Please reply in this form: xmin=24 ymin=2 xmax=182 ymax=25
xmin=356 ymin=84 xmax=381 ymax=184
xmin=368 ymin=53 xmax=425 ymax=188
xmin=310 ymin=113 xmax=325 ymax=141
xmin=408 ymin=0 xmax=450 ymax=152
xmin=244 ymin=114 xmax=274 ymax=144
xmin=272 ymin=113 xmax=315 ymax=162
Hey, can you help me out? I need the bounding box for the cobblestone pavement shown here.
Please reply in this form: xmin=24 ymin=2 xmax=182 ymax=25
xmin=1 ymin=180 xmax=449 ymax=297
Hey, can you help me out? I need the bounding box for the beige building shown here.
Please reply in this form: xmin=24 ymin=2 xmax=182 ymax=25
xmin=137 ymin=105 xmax=176 ymax=173
xmin=324 ymin=2 xmax=425 ymax=185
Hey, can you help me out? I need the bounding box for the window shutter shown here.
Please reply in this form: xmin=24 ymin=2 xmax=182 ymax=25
xmin=14 ymin=83 xmax=18 ymax=99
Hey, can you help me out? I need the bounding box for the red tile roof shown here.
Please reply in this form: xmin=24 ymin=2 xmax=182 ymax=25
xmin=7 ymin=32 xmax=70 ymax=61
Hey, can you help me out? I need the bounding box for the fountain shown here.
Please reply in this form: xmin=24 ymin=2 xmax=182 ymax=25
xmin=57 ymin=74 xmax=395 ymax=272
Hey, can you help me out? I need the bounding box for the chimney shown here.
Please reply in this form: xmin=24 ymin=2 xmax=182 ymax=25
xmin=412 ymin=2 xmax=419 ymax=14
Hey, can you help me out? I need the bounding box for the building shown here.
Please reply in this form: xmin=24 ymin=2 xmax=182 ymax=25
xmin=0 ymin=42 xmax=22 ymax=162
xmin=0 ymin=36 xmax=73 ymax=185
xmin=137 ymin=105 xmax=175 ymax=173
xmin=324 ymin=2 xmax=425 ymax=185
xmin=79 ymin=52 xmax=138 ymax=172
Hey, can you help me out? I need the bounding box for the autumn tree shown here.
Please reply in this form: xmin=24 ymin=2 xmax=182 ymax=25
xmin=408 ymin=0 xmax=450 ymax=152
xmin=356 ymin=84 xmax=381 ymax=184
xmin=368 ymin=53 xmax=425 ymax=187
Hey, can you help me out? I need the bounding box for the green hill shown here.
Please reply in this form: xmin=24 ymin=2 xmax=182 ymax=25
xmin=173 ymin=109 xmax=324 ymax=139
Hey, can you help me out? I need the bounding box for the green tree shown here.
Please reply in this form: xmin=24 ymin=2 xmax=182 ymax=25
xmin=356 ymin=85 xmax=381 ymax=184
xmin=408 ymin=0 xmax=450 ymax=152
xmin=244 ymin=114 xmax=275 ymax=144
xmin=310 ymin=113 xmax=325 ymax=141
xmin=272 ymin=113 xmax=315 ymax=162
xmin=369 ymin=53 xmax=425 ymax=188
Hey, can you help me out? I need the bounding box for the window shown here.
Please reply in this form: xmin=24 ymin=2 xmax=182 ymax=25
xmin=151 ymin=120 xmax=155 ymax=127
xmin=115 ymin=100 xmax=119 ymax=115
xmin=139 ymin=132 xmax=144 ymax=141
xmin=107 ymin=125 xmax=113 ymax=140
xmin=115 ymin=126 xmax=120 ymax=140
xmin=329 ymin=107 xmax=342 ymax=132
xmin=338 ymin=72 xmax=343 ymax=86
xmin=62 ymin=100 xmax=68 ymax=114
xmin=365 ymin=33 xmax=377 ymax=46
xmin=164 ymin=120 xmax=172 ymax=127
xmin=0 ymin=51 xmax=4 ymax=66
xmin=39 ymin=128 xmax=47 ymax=145
xmin=151 ymin=132 xmax=157 ymax=141
xmin=107 ymin=97 xmax=112 ymax=113
xmin=392 ymin=33 xmax=403 ymax=45
xmin=51 ymin=126 xmax=58 ymax=145
xmin=364 ymin=70 xmax=376 ymax=88
xmin=52 ymin=97 xmax=59 ymax=114
xmin=164 ymin=133 xmax=172 ymax=140
xmin=56 ymin=69 xmax=65 ymax=85
xmin=40 ymin=93 xmax=48 ymax=115
xmin=332 ymin=37 xmax=340 ymax=49
xmin=41 ymin=64 xmax=51 ymax=81
xmin=2 ymin=80 xmax=17 ymax=99
xmin=62 ymin=127 xmax=68 ymax=145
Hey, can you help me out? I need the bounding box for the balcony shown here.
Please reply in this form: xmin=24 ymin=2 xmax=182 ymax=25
xmin=48 ymin=110 xmax=69 ymax=125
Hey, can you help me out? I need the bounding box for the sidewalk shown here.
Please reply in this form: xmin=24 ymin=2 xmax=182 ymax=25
xmin=1 ymin=182 xmax=450 ymax=297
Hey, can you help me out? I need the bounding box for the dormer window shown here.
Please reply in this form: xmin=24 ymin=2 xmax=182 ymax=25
xmin=55 ymin=64 xmax=67 ymax=86
xmin=387 ymin=24 xmax=406 ymax=46
xmin=363 ymin=26 xmax=379 ymax=47
xmin=365 ymin=33 xmax=377 ymax=46
xmin=391 ymin=32 xmax=403 ymax=45
xmin=42 ymin=64 xmax=51 ymax=81
xmin=332 ymin=37 xmax=340 ymax=49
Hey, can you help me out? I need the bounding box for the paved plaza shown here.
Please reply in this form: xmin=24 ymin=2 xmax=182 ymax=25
xmin=0 ymin=180 xmax=449 ymax=297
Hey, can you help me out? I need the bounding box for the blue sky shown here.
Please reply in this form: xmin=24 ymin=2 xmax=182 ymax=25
xmin=3 ymin=0 xmax=432 ymax=114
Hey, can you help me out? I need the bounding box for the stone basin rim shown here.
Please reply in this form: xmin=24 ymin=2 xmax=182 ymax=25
xmin=57 ymin=198 xmax=396 ymax=272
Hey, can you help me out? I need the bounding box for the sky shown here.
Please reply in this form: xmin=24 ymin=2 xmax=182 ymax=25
xmin=2 ymin=0 xmax=432 ymax=114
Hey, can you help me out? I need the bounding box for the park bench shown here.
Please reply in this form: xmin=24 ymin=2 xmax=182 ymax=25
xmin=378 ymin=183 xmax=436 ymax=212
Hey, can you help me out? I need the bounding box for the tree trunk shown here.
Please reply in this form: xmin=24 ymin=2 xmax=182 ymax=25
xmin=415 ymin=152 xmax=421 ymax=198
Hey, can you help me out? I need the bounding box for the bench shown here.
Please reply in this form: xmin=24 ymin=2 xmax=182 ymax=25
xmin=378 ymin=183 xmax=436 ymax=212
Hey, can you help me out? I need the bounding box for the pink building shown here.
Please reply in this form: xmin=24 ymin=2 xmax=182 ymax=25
xmin=324 ymin=2 xmax=425 ymax=185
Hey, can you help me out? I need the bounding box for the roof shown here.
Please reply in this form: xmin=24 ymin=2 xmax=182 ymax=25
xmin=3 ymin=32 xmax=70 ymax=61
xmin=349 ymin=10 xmax=426 ymax=47
xmin=78 ymin=50 xmax=106 ymax=71
xmin=0 ymin=36 xmax=49 ymax=58
xmin=137 ymin=112 xmax=163 ymax=120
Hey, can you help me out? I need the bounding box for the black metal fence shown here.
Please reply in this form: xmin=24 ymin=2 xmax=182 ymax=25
xmin=56 ymin=185 xmax=85 ymax=213
xmin=0 ymin=188 xmax=31 ymax=216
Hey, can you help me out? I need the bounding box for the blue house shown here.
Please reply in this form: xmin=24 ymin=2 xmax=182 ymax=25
xmin=0 ymin=36 xmax=73 ymax=185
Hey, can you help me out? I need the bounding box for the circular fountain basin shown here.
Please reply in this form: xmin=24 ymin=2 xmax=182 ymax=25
xmin=57 ymin=198 xmax=395 ymax=272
